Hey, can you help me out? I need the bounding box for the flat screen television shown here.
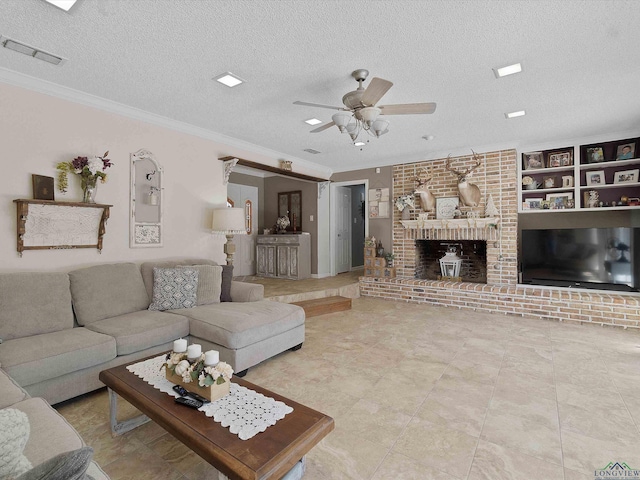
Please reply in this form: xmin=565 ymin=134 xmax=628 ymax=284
xmin=520 ymin=227 xmax=640 ymax=292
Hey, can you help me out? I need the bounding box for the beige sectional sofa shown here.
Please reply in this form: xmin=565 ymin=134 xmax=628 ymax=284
xmin=0 ymin=367 xmax=109 ymax=479
xmin=0 ymin=258 xmax=305 ymax=405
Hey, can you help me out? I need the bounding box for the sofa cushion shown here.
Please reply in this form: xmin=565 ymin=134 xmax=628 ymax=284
xmin=85 ymin=310 xmax=189 ymax=356
xmin=180 ymin=265 xmax=222 ymax=306
xmin=0 ymin=368 xmax=29 ymax=409
xmin=16 ymin=447 xmax=93 ymax=480
xmin=148 ymin=267 xmax=199 ymax=311
xmin=0 ymin=273 xmax=73 ymax=341
xmin=177 ymin=301 xmax=305 ymax=350
xmin=69 ymin=263 xmax=150 ymax=326
xmin=0 ymin=408 xmax=32 ymax=478
xmin=0 ymin=329 xmax=116 ymax=387
xmin=12 ymin=398 xmax=84 ymax=468
xmin=220 ymin=265 xmax=233 ymax=302
xmin=141 ymin=258 xmax=218 ymax=302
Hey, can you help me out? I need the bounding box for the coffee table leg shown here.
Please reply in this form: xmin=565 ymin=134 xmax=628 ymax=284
xmin=216 ymin=456 xmax=305 ymax=480
xmin=108 ymin=387 xmax=151 ymax=436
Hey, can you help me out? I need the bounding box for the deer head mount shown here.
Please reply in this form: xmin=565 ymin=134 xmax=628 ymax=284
xmin=446 ymin=150 xmax=483 ymax=207
xmin=414 ymin=167 xmax=435 ymax=212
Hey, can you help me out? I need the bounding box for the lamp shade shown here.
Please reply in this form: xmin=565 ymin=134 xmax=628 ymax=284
xmin=212 ymin=208 xmax=246 ymax=234
xmin=359 ymin=106 xmax=381 ymax=127
xmin=332 ymin=112 xmax=352 ymax=133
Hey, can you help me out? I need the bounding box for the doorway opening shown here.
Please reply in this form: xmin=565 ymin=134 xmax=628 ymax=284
xmin=330 ymin=180 xmax=369 ymax=276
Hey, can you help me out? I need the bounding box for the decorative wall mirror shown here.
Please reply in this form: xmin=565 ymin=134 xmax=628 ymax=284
xmin=130 ymin=149 xmax=163 ymax=247
xmin=278 ymin=190 xmax=302 ymax=231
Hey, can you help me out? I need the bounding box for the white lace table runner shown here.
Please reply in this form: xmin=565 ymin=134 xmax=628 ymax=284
xmin=126 ymin=355 xmax=293 ymax=440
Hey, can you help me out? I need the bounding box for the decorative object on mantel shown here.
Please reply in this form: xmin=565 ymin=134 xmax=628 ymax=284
xmin=13 ymin=199 xmax=111 ymax=257
xmin=163 ymin=342 xmax=233 ymax=402
xmin=438 ymin=246 xmax=462 ymax=281
xmin=436 ymin=196 xmax=459 ymax=219
xmin=484 ymin=195 xmax=499 ymax=217
xmin=414 ymin=168 xmax=436 ymax=212
xmin=446 ymin=151 xmax=482 ymax=207
xmin=56 ymin=151 xmax=113 ymax=203
xmin=394 ymin=193 xmax=415 ymax=220
xmin=279 ymin=160 xmax=293 ymax=171
xmin=276 ymin=215 xmax=290 ymax=234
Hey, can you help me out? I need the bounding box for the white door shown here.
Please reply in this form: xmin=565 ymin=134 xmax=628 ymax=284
xmin=335 ymin=186 xmax=351 ymax=273
xmin=227 ymin=183 xmax=258 ymax=276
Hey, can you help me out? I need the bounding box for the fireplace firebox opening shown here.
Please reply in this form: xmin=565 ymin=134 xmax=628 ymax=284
xmin=415 ymin=240 xmax=487 ymax=283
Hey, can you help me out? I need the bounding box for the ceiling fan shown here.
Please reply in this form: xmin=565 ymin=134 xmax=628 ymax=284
xmin=294 ymin=69 xmax=436 ymax=144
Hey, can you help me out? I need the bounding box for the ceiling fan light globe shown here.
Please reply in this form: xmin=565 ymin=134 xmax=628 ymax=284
xmin=332 ymin=112 xmax=352 ymax=133
xmin=359 ymin=107 xmax=381 ymax=127
xmin=371 ymin=119 xmax=389 ymax=137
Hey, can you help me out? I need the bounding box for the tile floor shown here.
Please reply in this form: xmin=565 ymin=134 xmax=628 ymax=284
xmin=56 ymin=297 xmax=640 ymax=480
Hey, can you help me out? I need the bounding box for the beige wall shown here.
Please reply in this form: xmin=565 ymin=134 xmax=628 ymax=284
xmin=0 ymin=82 xmax=309 ymax=273
xmin=331 ymin=166 xmax=393 ymax=253
xmin=263 ymin=176 xmax=319 ymax=274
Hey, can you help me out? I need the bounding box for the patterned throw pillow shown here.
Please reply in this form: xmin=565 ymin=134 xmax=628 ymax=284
xmin=0 ymin=408 xmax=32 ymax=478
xmin=148 ymin=268 xmax=199 ymax=311
xmin=16 ymin=447 xmax=94 ymax=480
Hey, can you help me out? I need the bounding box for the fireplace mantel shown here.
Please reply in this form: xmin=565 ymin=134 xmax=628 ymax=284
xmin=400 ymin=216 xmax=500 ymax=240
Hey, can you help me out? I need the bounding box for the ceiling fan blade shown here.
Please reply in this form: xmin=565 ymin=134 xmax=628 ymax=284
xmin=360 ymin=77 xmax=393 ymax=106
xmin=310 ymin=121 xmax=335 ymax=133
xmin=379 ymin=102 xmax=437 ymax=115
xmin=293 ymin=101 xmax=345 ymax=111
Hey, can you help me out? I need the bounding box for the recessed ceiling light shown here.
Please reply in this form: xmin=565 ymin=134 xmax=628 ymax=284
xmin=304 ymin=118 xmax=322 ymax=126
xmin=214 ymin=72 xmax=244 ymax=88
xmin=354 ymin=141 xmax=366 ymax=147
xmin=505 ymin=110 xmax=526 ymax=119
xmin=1 ymin=36 xmax=65 ymax=65
xmin=493 ymin=63 xmax=522 ymax=78
xmin=422 ymin=135 xmax=435 ymax=141
xmin=43 ymin=0 xmax=79 ymax=11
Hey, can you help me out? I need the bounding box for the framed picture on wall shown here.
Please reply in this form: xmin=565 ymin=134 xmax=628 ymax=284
xmin=524 ymin=198 xmax=543 ymax=210
xmin=586 ymin=147 xmax=605 ymax=164
xmin=548 ymin=151 xmax=573 ymax=168
xmin=546 ymin=192 xmax=573 ymax=209
xmin=32 ymin=174 xmax=55 ymax=201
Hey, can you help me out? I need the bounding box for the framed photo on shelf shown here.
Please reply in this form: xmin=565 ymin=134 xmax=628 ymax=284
xmin=522 ymin=152 xmax=544 ymax=170
xmin=548 ymin=151 xmax=573 ymax=168
xmin=32 ymin=174 xmax=55 ymax=201
xmin=546 ymin=192 xmax=573 ymax=209
xmin=613 ymin=168 xmax=639 ymax=184
xmin=436 ymin=196 xmax=459 ymax=219
xmin=586 ymin=170 xmax=605 ymax=186
xmin=616 ymin=143 xmax=636 ymax=161
xmin=586 ymin=147 xmax=605 ymax=164
xmin=524 ymin=198 xmax=543 ymax=210
xmin=543 ymin=176 xmax=556 ymax=189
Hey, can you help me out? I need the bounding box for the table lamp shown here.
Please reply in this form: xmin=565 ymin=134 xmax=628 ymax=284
xmin=212 ymin=207 xmax=246 ymax=265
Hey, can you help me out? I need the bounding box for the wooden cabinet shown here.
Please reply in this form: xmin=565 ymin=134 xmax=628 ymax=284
xmin=13 ymin=199 xmax=111 ymax=257
xmin=256 ymin=234 xmax=310 ymax=279
xmin=519 ymin=136 xmax=640 ymax=213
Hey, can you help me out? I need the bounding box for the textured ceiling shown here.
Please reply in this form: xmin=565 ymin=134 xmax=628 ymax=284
xmin=1 ymin=0 xmax=640 ymax=173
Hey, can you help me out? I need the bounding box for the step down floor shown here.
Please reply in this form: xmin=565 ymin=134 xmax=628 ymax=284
xmin=292 ymin=295 xmax=352 ymax=318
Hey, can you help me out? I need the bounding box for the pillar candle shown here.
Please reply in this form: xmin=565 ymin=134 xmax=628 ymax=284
xmin=204 ymin=350 xmax=219 ymax=366
xmin=173 ymin=338 xmax=187 ymax=353
xmin=187 ymin=344 xmax=201 ymax=360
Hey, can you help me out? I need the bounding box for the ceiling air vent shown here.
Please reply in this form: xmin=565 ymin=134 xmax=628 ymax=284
xmin=303 ymin=149 xmax=321 ymax=155
xmin=0 ymin=35 xmax=65 ymax=65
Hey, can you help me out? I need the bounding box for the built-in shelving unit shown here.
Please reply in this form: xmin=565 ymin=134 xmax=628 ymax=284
xmin=519 ymin=136 xmax=640 ymax=213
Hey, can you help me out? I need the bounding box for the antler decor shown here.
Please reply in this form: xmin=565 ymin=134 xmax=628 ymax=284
xmin=414 ymin=167 xmax=436 ymax=212
xmin=446 ymin=150 xmax=483 ymax=207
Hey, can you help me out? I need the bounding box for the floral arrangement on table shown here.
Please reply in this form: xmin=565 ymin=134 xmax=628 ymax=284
xmin=394 ymin=193 xmax=415 ymax=211
xmin=164 ymin=352 xmax=234 ymax=387
xmin=56 ymin=151 xmax=113 ymax=202
xmin=276 ymin=215 xmax=290 ymax=232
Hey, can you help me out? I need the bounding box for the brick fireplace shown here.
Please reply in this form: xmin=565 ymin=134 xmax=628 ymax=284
xmin=360 ymin=149 xmax=640 ymax=330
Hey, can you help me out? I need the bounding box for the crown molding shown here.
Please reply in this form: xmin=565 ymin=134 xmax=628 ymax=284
xmin=0 ymin=67 xmax=333 ymax=179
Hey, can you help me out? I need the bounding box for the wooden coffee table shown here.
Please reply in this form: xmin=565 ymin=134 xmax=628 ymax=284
xmin=99 ymin=359 xmax=334 ymax=480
